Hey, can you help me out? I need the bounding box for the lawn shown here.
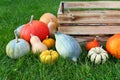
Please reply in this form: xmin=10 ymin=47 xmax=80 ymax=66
xmin=1 ymin=0 xmax=120 ymax=80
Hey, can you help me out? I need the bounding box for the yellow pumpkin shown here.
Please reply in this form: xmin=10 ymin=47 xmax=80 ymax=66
xmin=42 ymin=37 xmax=55 ymax=49
xmin=40 ymin=50 xmax=59 ymax=64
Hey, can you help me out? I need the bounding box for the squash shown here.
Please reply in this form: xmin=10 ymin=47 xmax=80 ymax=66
xmin=30 ymin=34 xmax=47 ymax=54
xmin=6 ymin=31 xmax=30 ymax=59
xmin=47 ymin=18 xmax=57 ymax=35
xmin=55 ymin=31 xmax=82 ymax=62
xmin=14 ymin=24 xmax=25 ymax=37
xmin=42 ymin=36 xmax=55 ymax=49
xmin=39 ymin=13 xmax=58 ymax=34
xmin=85 ymin=37 xmax=100 ymax=51
xmin=88 ymin=47 xmax=109 ymax=64
xmin=106 ymin=33 xmax=120 ymax=59
xmin=20 ymin=15 xmax=50 ymax=43
xmin=40 ymin=50 xmax=59 ymax=64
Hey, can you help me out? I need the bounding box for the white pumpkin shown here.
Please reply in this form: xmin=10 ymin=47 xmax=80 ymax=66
xmin=88 ymin=47 xmax=108 ymax=64
xmin=6 ymin=31 xmax=30 ymax=59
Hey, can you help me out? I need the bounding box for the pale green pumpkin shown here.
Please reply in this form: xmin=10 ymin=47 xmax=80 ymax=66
xmin=6 ymin=31 xmax=30 ymax=59
xmin=55 ymin=31 xmax=82 ymax=62
xmin=14 ymin=24 xmax=25 ymax=37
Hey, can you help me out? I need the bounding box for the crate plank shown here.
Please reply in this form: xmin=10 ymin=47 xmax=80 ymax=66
xmin=73 ymin=36 xmax=110 ymax=42
xmin=64 ymin=1 xmax=120 ymax=9
xmin=58 ymin=26 xmax=120 ymax=35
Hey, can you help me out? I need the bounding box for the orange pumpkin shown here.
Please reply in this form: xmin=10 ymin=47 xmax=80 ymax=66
xmin=106 ymin=33 xmax=120 ymax=59
xmin=42 ymin=37 xmax=55 ymax=49
xmin=39 ymin=13 xmax=58 ymax=31
xmin=85 ymin=38 xmax=100 ymax=51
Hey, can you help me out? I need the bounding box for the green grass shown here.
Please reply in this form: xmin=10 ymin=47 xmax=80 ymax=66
xmin=1 ymin=0 xmax=120 ymax=80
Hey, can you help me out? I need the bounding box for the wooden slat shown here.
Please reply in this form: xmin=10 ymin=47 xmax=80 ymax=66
xmin=58 ymin=10 xmax=120 ymax=24
xmin=58 ymin=26 xmax=120 ymax=35
xmin=63 ymin=1 xmax=120 ymax=9
xmin=58 ymin=10 xmax=120 ymax=18
xmin=72 ymin=36 xmax=110 ymax=42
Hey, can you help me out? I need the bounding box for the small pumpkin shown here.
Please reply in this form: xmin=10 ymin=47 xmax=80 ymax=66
xmin=20 ymin=15 xmax=50 ymax=43
xmin=30 ymin=34 xmax=47 ymax=54
xmin=106 ymin=33 xmax=120 ymax=59
xmin=14 ymin=24 xmax=25 ymax=37
xmin=6 ymin=31 xmax=30 ymax=59
xmin=55 ymin=31 xmax=82 ymax=62
xmin=85 ymin=37 xmax=100 ymax=51
xmin=40 ymin=50 xmax=59 ymax=64
xmin=88 ymin=47 xmax=109 ymax=64
xmin=42 ymin=37 xmax=55 ymax=49
xmin=39 ymin=13 xmax=58 ymax=34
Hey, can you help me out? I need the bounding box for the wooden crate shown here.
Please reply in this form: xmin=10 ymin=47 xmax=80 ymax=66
xmin=57 ymin=1 xmax=120 ymax=42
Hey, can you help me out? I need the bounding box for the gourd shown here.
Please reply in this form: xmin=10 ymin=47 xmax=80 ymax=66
xmin=40 ymin=50 xmax=59 ymax=64
xmin=6 ymin=31 xmax=30 ymax=59
xmin=85 ymin=37 xmax=100 ymax=51
xmin=47 ymin=18 xmax=57 ymax=35
xmin=30 ymin=34 xmax=47 ymax=54
xmin=20 ymin=15 xmax=50 ymax=43
xmin=39 ymin=13 xmax=58 ymax=34
xmin=88 ymin=47 xmax=109 ymax=64
xmin=55 ymin=31 xmax=82 ymax=62
xmin=106 ymin=33 xmax=120 ymax=59
xmin=42 ymin=37 xmax=55 ymax=49
xmin=14 ymin=24 xmax=25 ymax=37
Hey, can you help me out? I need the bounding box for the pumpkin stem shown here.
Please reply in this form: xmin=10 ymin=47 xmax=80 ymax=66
xmin=30 ymin=15 xmax=34 ymax=25
xmin=14 ymin=30 xmax=19 ymax=43
xmin=30 ymin=34 xmax=34 ymax=37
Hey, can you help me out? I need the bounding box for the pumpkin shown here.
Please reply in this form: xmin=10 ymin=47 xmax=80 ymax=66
xmin=42 ymin=36 xmax=55 ymax=49
xmin=14 ymin=24 xmax=25 ymax=37
xmin=30 ymin=34 xmax=47 ymax=54
xmin=39 ymin=13 xmax=58 ymax=33
xmin=20 ymin=15 xmax=50 ymax=43
xmin=106 ymin=33 xmax=120 ymax=59
xmin=55 ymin=31 xmax=82 ymax=62
xmin=6 ymin=31 xmax=30 ymax=59
xmin=88 ymin=47 xmax=108 ymax=64
xmin=85 ymin=37 xmax=100 ymax=51
xmin=40 ymin=50 xmax=59 ymax=64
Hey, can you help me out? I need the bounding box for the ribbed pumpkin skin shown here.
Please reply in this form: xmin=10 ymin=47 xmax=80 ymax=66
xmin=20 ymin=20 xmax=49 ymax=43
xmin=42 ymin=38 xmax=55 ymax=49
xmin=55 ymin=32 xmax=82 ymax=62
xmin=106 ymin=33 xmax=120 ymax=59
xmin=6 ymin=39 xmax=30 ymax=59
xmin=40 ymin=50 xmax=59 ymax=64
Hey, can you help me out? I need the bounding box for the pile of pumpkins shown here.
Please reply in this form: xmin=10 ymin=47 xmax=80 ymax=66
xmin=6 ymin=13 xmax=82 ymax=64
xmin=6 ymin=13 xmax=120 ymax=64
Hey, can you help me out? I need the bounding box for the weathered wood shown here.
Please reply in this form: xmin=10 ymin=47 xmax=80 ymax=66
xmin=58 ymin=26 xmax=120 ymax=35
xmin=63 ymin=1 xmax=120 ymax=9
xmin=58 ymin=10 xmax=120 ymax=24
xmin=72 ymin=35 xmax=110 ymax=42
xmin=57 ymin=1 xmax=120 ymax=42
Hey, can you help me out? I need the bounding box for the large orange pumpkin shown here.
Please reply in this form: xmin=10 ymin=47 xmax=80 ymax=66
xmin=20 ymin=15 xmax=50 ymax=43
xmin=106 ymin=33 xmax=120 ymax=59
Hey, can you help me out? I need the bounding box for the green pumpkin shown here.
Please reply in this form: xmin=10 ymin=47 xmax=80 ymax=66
xmin=55 ymin=31 xmax=82 ymax=62
xmin=6 ymin=31 xmax=30 ymax=59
